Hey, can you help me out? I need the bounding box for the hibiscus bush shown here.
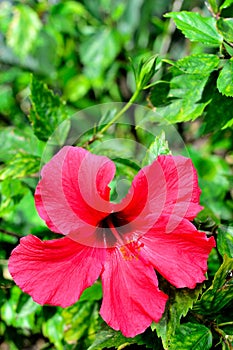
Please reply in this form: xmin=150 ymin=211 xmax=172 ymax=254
xmin=0 ymin=0 xmax=233 ymax=349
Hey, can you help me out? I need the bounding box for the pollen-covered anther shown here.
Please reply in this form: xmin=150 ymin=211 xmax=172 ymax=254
xmin=119 ymin=240 xmax=144 ymax=261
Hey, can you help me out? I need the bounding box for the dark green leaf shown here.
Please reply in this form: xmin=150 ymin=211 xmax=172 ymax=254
xmin=201 ymin=72 xmax=233 ymax=132
xmin=217 ymin=59 xmax=233 ymax=97
xmin=0 ymin=153 xmax=40 ymax=180
xmin=142 ymin=131 xmax=171 ymax=166
xmin=6 ymin=4 xmax=41 ymax=58
xmin=153 ymin=284 xmax=202 ymax=349
xmin=217 ymin=18 xmax=233 ymax=42
xmin=165 ymin=11 xmax=222 ymax=46
xmin=29 ymin=76 xmax=68 ymax=141
xmin=174 ymin=54 xmax=219 ymax=75
xmin=217 ymin=225 xmax=233 ymax=258
xmin=169 ymin=323 xmax=212 ymax=350
xmin=194 ymin=255 xmax=233 ymax=314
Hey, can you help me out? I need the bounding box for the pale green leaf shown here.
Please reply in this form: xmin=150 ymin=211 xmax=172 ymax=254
xmin=6 ymin=4 xmax=41 ymax=58
xmin=0 ymin=153 xmax=40 ymax=180
xmin=80 ymin=29 xmax=121 ymax=79
xmin=165 ymin=11 xmax=222 ymax=46
xmin=208 ymin=0 xmax=218 ymax=14
xmin=142 ymin=131 xmax=171 ymax=166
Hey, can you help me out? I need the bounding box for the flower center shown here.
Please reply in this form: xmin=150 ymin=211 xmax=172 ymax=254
xmin=96 ymin=212 xmax=131 ymax=247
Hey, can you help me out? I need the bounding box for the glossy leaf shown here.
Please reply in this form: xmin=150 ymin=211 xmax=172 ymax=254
xmin=174 ymin=54 xmax=219 ymax=75
xmin=217 ymin=18 xmax=233 ymax=43
xmin=165 ymin=11 xmax=222 ymax=46
xmin=154 ymin=72 xmax=210 ymax=123
xmin=217 ymin=59 xmax=233 ymax=97
xmin=220 ymin=0 xmax=233 ymax=10
xmin=217 ymin=225 xmax=233 ymax=258
xmin=201 ymin=73 xmax=233 ymax=132
xmin=194 ymin=255 xmax=233 ymax=314
xmin=29 ymin=76 xmax=68 ymax=141
xmin=169 ymin=323 xmax=212 ymax=350
xmin=87 ymin=327 xmax=139 ymax=350
xmin=153 ymin=284 xmax=202 ymax=349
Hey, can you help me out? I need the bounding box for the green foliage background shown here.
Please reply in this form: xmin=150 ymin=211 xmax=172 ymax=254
xmin=0 ymin=0 xmax=233 ymax=349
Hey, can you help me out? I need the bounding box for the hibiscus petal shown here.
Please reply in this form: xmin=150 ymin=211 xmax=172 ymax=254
xmin=116 ymin=155 xmax=203 ymax=238
xmin=8 ymin=235 xmax=105 ymax=307
xmin=36 ymin=146 xmax=115 ymax=245
xmin=100 ymin=248 xmax=168 ymax=338
xmin=141 ymin=218 xmax=215 ymax=289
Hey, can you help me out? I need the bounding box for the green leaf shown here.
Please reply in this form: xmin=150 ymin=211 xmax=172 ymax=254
xmin=217 ymin=59 xmax=233 ymax=97
xmin=169 ymin=323 xmax=212 ymax=350
xmin=0 ymin=126 xmax=44 ymax=162
xmin=0 ymin=178 xmax=28 ymax=217
xmin=220 ymin=0 xmax=233 ymax=10
xmin=194 ymin=255 xmax=233 ymax=314
xmin=142 ymin=131 xmax=171 ymax=166
xmin=153 ymin=283 xmax=202 ymax=349
xmin=201 ymin=73 xmax=233 ymax=133
xmin=165 ymin=11 xmax=222 ymax=46
xmin=42 ymin=312 xmax=65 ymax=350
xmin=62 ymin=301 xmax=99 ymax=347
xmin=174 ymin=54 xmax=219 ymax=75
xmin=6 ymin=4 xmax=41 ymax=58
xmin=217 ymin=18 xmax=233 ymax=42
xmin=154 ymin=73 xmax=210 ymax=123
xmin=80 ymin=28 xmax=121 ymax=79
xmin=79 ymin=282 xmax=102 ymax=302
xmin=208 ymin=0 xmax=219 ymax=14
xmin=29 ymin=76 xmax=68 ymax=141
xmin=0 ymin=153 xmax=40 ymax=180
xmin=87 ymin=327 xmax=139 ymax=350
xmin=217 ymin=225 xmax=233 ymax=258
xmin=64 ymin=74 xmax=91 ymax=102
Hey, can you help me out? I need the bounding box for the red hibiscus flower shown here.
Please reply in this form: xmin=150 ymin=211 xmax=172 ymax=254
xmin=8 ymin=146 xmax=215 ymax=337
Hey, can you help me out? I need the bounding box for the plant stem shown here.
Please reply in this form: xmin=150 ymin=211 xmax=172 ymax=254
xmin=218 ymin=322 xmax=233 ymax=327
xmin=99 ymin=88 xmax=141 ymax=135
xmin=82 ymin=88 xmax=141 ymax=147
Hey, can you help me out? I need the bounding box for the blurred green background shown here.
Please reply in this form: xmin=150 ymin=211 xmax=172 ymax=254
xmin=0 ymin=0 xmax=233 ymax=349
